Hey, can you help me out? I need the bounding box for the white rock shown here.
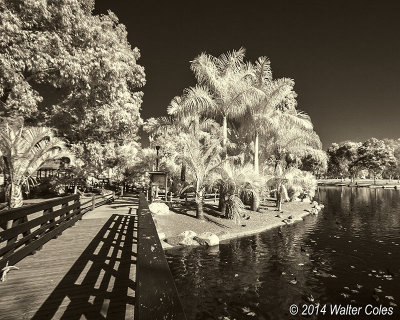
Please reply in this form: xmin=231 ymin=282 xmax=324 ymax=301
xmin=161 ymin=241 xmax=174 ymax=249
xmin=179 ymin=237 xmax=200 ymax=246
xmin=179 ymin=230 xmax=197 ymax=238
xmin=195 ymin=232 xmax=219 ymax=246
xmin=158 ymin=232 xmax=166 ymax=241
xmin=148 ymin=202 xmax=170 ymax=215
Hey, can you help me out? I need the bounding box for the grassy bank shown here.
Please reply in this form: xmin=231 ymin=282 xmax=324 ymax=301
xmin=155 ymin=200 xmax=314 ymax=249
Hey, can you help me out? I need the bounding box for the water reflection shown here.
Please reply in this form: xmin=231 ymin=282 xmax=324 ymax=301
xmin=166 ymin=187 xmax=400 ymax=319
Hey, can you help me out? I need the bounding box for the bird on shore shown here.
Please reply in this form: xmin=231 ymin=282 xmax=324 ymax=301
xmin=304 ymin=294 xmax=315 ymax=302
xmin=289 ymin=277 xmax=298 ymax=285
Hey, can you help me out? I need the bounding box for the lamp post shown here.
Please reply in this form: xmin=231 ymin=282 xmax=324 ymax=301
xmin=155 ymin=145 xmax=160 ymax=171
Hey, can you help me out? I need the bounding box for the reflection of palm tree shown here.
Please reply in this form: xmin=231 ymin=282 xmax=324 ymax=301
xmin=0 ymin=125 xmax=70 ymax=209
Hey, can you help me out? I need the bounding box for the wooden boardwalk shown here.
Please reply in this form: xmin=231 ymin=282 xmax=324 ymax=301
xmin=0 ymin=195 xmax=139 ymax=320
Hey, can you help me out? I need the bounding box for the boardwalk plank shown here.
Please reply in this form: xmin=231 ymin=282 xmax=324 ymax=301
xmin=0 ymin=196 xmax=138 ymax=320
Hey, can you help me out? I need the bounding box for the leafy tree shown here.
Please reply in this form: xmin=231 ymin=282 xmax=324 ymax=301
xmin=300 ymin=154 xmax=327 ymax=177
xmin=351 ymin=138 xmax=396 ymax=184
xmin=1 ymin=0 xmax=146 ymax=176
xmin=327 ymin=142 xmax=360 ymax=180
xmin=383 ymin=139 xmax=400 ymax=180
xmin=0 ymin=123 xmax=70 ymax=209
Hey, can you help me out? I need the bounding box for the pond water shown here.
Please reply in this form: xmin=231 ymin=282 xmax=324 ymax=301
xmin=166 ymin=187 xmax=400 ymax=319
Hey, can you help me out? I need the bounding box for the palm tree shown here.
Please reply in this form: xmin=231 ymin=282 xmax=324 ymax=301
xmin=0 ymin=124 xmax=70 ymax=209
xmin=215 ymin=161 xmax=265 ymax=223
xmin=176 ymin=127 xmax=224 ymax=219
xmin=261 ymin=116 xmax=325 ymax=210
xmin=246 ymin=56 xmax=300 ymax=174
xmin=265 ymin=163 xmax=317 ymax=211
xmin=144 ymin=91 xmax=220 ymax=182
xmin=190 ymin=48 xmax=263 ymax=149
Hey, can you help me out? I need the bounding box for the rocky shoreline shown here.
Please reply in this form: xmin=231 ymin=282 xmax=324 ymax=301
xmin=149 ymin=200 xmax=323 ymax=250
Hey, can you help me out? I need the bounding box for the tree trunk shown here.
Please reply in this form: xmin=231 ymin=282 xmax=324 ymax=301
xmin=276 ymin=190 xmax=281 ymax=211
xmin=180 ymin=163 xmax=186 ymax=181
xmin=6 ymin=183 xmax=23 ymax=230
xmin=254 ymin=133 xmax=259 ymax=174
xmin=251 ymin=191 xmax=259 ymax=211
xmin=222 ymin=115 xmax=227 ymax=147
xmin=9 ymin=183 xmax=23 ymax=209
xmin=195 ymin=186 xmax=205 ymax=220
xmin=218 ymin=186 xmax=227 ymax=216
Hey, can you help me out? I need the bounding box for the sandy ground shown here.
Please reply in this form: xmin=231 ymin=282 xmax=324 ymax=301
xmin=154 ymin=199 xmax=313 ymax=249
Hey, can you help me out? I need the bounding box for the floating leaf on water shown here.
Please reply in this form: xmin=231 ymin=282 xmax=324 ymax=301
xmin=351 ymin=289 xmax=359 ymax=294
xmin=389 ymin=302 xmax=397 ymax=307
xmin=344 ymin=286 xmax=350 ymax=291
xmin=374 ymin=288 xmax=383 ymax=293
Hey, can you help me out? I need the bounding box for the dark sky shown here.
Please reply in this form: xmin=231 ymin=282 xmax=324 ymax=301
xmin=94 ymin=0 xmax=400 ymax=148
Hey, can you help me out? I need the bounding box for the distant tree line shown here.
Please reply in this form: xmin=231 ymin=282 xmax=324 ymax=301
xmin=326 ymin=138 xmax=399 ymax=182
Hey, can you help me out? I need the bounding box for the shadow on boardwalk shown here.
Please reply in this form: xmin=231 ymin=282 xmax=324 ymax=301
xmin=31 ymin=213 xmax=137 ymax=320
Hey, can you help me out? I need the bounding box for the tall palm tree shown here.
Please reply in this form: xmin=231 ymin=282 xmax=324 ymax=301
xmin=0 ymin=124 xmax=70 ymax=209
xmin=190 ymin=48 xmax=263 ymax=149
xmin=144 ymin=90 xmax=220 ymax=181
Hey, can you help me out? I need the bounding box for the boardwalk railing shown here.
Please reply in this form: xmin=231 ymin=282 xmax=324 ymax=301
xmin=0 ymin=190 xmax=120 ymax=270
xmin=80 ymin=191 xmax=116 ymax=213
xmin=135 ymin=193 xmax=187 ymax=320
xmin=0 ymin=195 xmax=81 ymax=270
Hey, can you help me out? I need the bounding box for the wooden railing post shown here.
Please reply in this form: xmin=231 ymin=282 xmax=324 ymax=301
xmin=74 ymin=196 xmax=81 ymax=221
xmin=92 ymin=195 xmax=96 ymax=211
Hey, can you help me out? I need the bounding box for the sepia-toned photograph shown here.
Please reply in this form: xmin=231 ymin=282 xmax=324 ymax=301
xmin=0 ymin=0 xmax=399 ymax=319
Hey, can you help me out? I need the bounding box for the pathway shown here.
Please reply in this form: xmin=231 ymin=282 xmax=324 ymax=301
xmin=0 ymin=195 xmax=138 ymax=320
